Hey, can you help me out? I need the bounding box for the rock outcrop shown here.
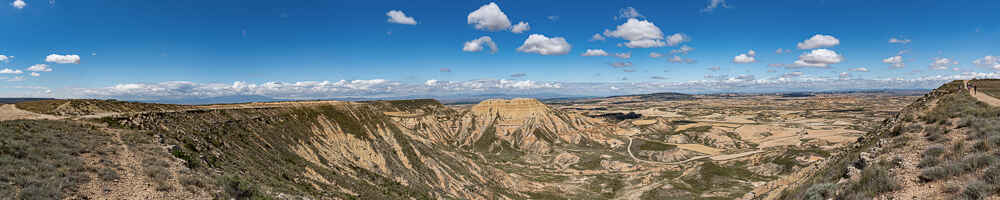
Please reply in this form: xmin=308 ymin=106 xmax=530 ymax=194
xmin=455 ymin=98 xmax=601 ymax=154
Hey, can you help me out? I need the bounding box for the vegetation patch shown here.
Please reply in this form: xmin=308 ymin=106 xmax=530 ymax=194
xmin=0 ymin=120 xmax=113 ymax=199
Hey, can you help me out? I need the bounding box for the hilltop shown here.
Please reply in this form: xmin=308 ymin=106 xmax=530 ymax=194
xmin=775 ymin=79 xmax=1000 ymax=199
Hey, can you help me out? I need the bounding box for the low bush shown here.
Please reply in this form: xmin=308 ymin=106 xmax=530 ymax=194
xmin=925 ymin=125 xmax=950 ymax=142
xmin=920 ymin=154 xmax=997 ymax=182
xmin=179 ymin=174 xmax=209 ymax=193
xmin=803 ymin=183 xmax=836 ymax=200
xmin=143 ymin=166 xmax=171 ymax=180
xmin=921 ymin=111 xmax=951 ymax=125
xmin=849 ymin=165 xmax=899 ymax=198
xmin=919 ymin=146 xmax=945 ymax=168
xmin=0 ymin=120 xmax=110 ymax=199
xmin=919 ymin=166 xmax=953 ymax=182
xmin=961 ymin=181 xmax=992 ymax=200
xmin=154 ymin=179 xmax=173 ymax=192
xmin=983 ymin=166 xmax=1000 ymax=185
xmin=98 ymin=167 xmax=120 ymax=181
xmin=217 ymin=176 xmax=271 ymax=200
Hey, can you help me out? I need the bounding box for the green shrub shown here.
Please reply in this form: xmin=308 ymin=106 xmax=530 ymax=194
xmin=877 ymin=157 xmax=904 ymax=169
xmin=944 ymin=185 xmax=962 ymax=194
xmin=920 ymin=154 xmax=997 ymax=182
xmin=973 ymin=139 xmax=992 ymax=152
xmin=803 ymin=183 xmax=836 ymax=200
xmin=984 ymin=166 xmax=1000 ymax=185
xmin=144 ymin=166 xmax=171 ymax=180
xmin=961 ymin=181 xmax=992 ymax=200
xmin=0 ymin=120 xmax=110 ymax=199
xmin=170 ymin=147 xmax=200 ymax=169
xmin=217 ymin=176 xmax=272 ymax=200
xmin=925 ymin=125 xmax=950 ymax=142
xmin=98 ymin=167 xmax=120 ymax=181
xmin=919 ymin=166 xmax=953 ymax=182
xmin=921 ymin=111 xmax=951 ymax=125
xmin=850 ymin=165 xmax=899 ymax=197
xmin=154 ymin=179 xmax=173 ymax=192
xmin=919 ymin=146 xmax=945 ymax=168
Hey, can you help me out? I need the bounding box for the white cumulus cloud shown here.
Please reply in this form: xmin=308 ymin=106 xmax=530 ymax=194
xmin=424 ymin=79 xmax=439 ymax=86
xmin=849 ymin=67 xmax=869 ymax=72
xmin=665 ymin=33 xmax=690 ymax=46
xmin=0 ymin=55 xmax=9 ymax=62
xmin=11 ymin=0 xmax=25 ymax=9
xmin=511 ymin=21 xmax=530 ymax=34
xmin=883 ymin=55 xmax=905 ymax=68
xmin=29 ymin=72 xmax=40 ymax=77
xmin=792 ymin=49 xmax=843 ymax=68
xmin=590 ymin=33 xmax=606 ymax=41
xmin=467 ymin=2 xmax=512 ymax=31
xmin=27 ymin=64 xmax=52 ymax=72
xmin=797 ymin=34 xmax=840 ymax=49
xmin=45 ymin=54 xmax=81 ymax=64
xmin=386 ymin=10 xmax=417 ymax=25
xmin=603 ymin=18 xmax=666 ymax=48
xmin=732 ymin=50 xmax=757 ymax=64
xmin=973 ymin=55 xmax=1000 ymax=69
xmin=0 ymin=68 xmax=24 ymax=74
xmin=581 ymin=49 xmax=608 ymax=56
xmin=671 ymin=45 xmax=694 ymax=54
xmin=616 ymin=7 xmax=643 ymax=19
xmin=463 ymin=36 xmax=498 ymax=53
xmin=516 ymin=34 xmax=571 ymax=55
xmin=929 ymin=57 xmax=958 ymax=70
xmin=733 ymin=54 xmax=755 ymax=63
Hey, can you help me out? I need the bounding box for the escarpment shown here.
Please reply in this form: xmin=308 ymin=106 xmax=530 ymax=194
xmin=102 ymin=100 xmax=527 ymax=199
xmin=88 ymin=97 xmax=610 ymax=199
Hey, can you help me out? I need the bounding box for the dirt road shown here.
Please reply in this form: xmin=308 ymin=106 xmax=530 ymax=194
xmin=966 ymin=80 xmax=1000 ymax=107
xmin=0 ymin=104 xmax=61 ymax=121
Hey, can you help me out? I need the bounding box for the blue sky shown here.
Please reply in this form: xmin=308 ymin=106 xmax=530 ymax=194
xmin=1 ymin=0 xmax=999 ymax=100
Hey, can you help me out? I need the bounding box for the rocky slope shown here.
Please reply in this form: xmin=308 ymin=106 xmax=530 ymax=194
xmin=773 ymin=80 xmax=1000 ymax=200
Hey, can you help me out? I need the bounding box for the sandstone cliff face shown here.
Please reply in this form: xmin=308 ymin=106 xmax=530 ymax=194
xmin=106 ymin=100 xmax=525 ymax=199
xmin=454 ymin=98 xmax=601 ymax=154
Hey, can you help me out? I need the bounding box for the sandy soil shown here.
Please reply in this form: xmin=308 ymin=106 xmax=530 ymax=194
xmin=673 ymin=143 xmax=723 ymax=155
xmin=0 ymin=104 xmax=61 ymax=121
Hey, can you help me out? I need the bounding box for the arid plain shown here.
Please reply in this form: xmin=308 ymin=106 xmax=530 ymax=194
xmin=0 ymin=91 xmax=921 ymax=199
